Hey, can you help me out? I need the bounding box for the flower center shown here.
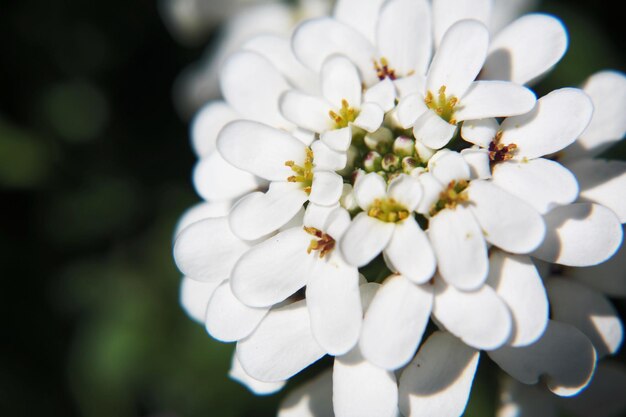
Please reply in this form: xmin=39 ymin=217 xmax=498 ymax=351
xmin=304 ymin=226 xmax=335 ymax=258
xmin=429 ymin=180 xmax=469 ymax=216
xmin=374 ymin=57 xmax=397 ymax=81
xmin=329 ymin=99 xmax=359 ymax=129
xmin=285 ymin=147 xmax=314 ymax=194
xmin=368 ymin=198 xmax=410 ymax=223
xmin=425 ymin=86 xmax=458 ymax=125
xmin=489 ymin=131 xmax=517 ymax=165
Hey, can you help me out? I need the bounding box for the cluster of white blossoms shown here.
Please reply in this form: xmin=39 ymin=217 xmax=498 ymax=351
xmin=173 ymin=0 xmax=626 ymax=416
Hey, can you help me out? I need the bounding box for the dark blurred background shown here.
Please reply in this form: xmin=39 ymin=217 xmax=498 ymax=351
xmin=0 ymin=1 xmax=624 ymax=416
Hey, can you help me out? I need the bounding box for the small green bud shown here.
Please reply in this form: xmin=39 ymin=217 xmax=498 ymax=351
xmin=364 ymin=128 xmax=393 ymax=153
xmin=402 ymin=156 xmax=418 ymax=173
xmin=381 ymin=153 xmax=401 ymax=172
xmin=363 ymin=151 xmax=382 ymax=172
xmin=393 ymin=136 xmax=415 ymax=158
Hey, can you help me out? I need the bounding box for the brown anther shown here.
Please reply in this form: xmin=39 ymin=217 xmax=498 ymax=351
xmin=374 ymin=57 xmax=397 ymax=81
xmin=489 ymin=131 xmax=517 ymax=165
xmin=429 ymin=180 xmax=470 ymax=216
xmin=304 ymin=227 xmax=336 ymax=258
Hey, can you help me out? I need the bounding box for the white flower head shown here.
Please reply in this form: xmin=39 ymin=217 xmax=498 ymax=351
xmin=172 ymin=1 xmax=626 ymax=417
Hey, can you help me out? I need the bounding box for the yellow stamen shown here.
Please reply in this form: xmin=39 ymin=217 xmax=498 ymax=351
xmin=304 ymin=226 xmax=336 ymax=258
xmin=425 ymin=85 xmax=459 ymax=125
xmin=367 ymin=198 xmax=410 ymax=223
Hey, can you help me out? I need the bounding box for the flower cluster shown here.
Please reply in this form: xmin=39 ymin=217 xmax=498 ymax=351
xmin=174 ymin=0 xmax=626 ymax=416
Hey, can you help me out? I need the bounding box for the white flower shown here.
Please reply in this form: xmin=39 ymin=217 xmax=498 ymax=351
xmin=293 ymin=0 xmax=433 ymax=91
xmin=217 ymin=120 xmax=344 ymax=240
xmin=280 ymin=54 xmax=388 ymax=153
xmin=396 ymin=19 xmax=536 ymax=149
xmin=419 ymin=149 xmax=545 ymax=289
xmin=341 ymin=173 xmax=436 ymax=284
xmin=461 ymin=87 xmax=593 ymax=215
xmin=171 ymin=1 xmax=626 ymax=416
xmin=230 ymin=204 xmax=363 ymax=355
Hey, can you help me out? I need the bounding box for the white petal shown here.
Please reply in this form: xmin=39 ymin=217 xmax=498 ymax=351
xmin=489 ymin=321 xmax=597 ymax=397
xmin=237 ymin=300 xmax=325 ymax=382
xmin=311 ymin=139 xmax=348 ymax=170
xmin=179 ymin=277 xmax=220 ymax=324
xmin=230 ymin=228 xmax=315 ymax=307
xmin=416 ymin=172 xmax=444 ymax=215
xmin=500 ymin=88 xmax=594 ymax=160
xmin=243 ymin=34 xmax=319 ymax=96
xmin=320 ymin=126 xmax=352 ymax=152
xmin=377 ymin=0 xmax=432 ymax=76
xmin=280 ymin=90 xmax=333 ymax=133
xmin=468 ymin=180 xmax=546 ymax=254
xmin=353 ymin=172 xmax=388 ymax=209
xmin=455 ymin=81 xmax=536 ymax=121
xmin=432 ymin=0 xmax=491 ymax=47
xmin=569 ymin=158 xmax=626 ymax=222
xmin=217 ymin=120 xmax=306 ymax=181
xmin=532 ymin=203 xmax=623 ymax=267
xmin=487 ymin=250 xmax=548 ymax=347
xmin=568 ymin=227 xmax=626 ymax=297
xmin=174 ymin=217 xmax=250 ymax=281
xmin=492 ymin=159 xmax=579 ymax=214
xmin=321 ymin=55 xmax=362 ymax=108
xmin=324 ymin=206 xmax=352 ymax=241
xmin=310 ymin=171 xmax=344 ymax=206
xmin=303 ymin=203 xmax=340 ymax=231
xmin=571 ymin=70 xmax=626 ymax=158
xmin=278 ymin=370 xmax=333 ymax=417
xmin=387 ymin=174 xmax=423 ymax=211
xmin=191 ymin=101 xmax=238 ymax=157
xmin=461 ymin=148 xmax=491 ymax=180
xmin=386 ymin=217 xmax=436 ymax=283
xmin=340 ymin=212 xmax=395 ymax=267
xmin=174 ymin=201 xmax=231 ymax=238
xmin=429 ymin=206 xmax=488 ymax=290
xmin=359 ymin=282 xmax=382 ymax=312
xmin=205 ymin=281 xmax=269 ymax=342
xmin=360 ymin=275 xmax=433 ymax=370
xmin=291 ymin=127 xmax=316 ymax=146
xmin=482 ymin=14 xmax=568 ymax=85
xmin=460 ymin=117 xmax=499 ymax=148
xmin=394 ymin=73 xmax=426 ymax=98
xmin=220 ymin=51 xmax=292 ymax=128
xmin=333 ymin=347 xmax=399 ymax=417
xmin=546 ymin=278 xmax=623 ymax=358
xmin=364 ymin=78 xmax=397 ymax=112
xmin=433 ymin=278 xmax=512 ymax=350
xmin=428 ymin=149 xmax=470 ymax=184
xmin=229 ymin=183 xmax=308 ymax=241
xmin=396 ymin=93 xmax=428 ymax=128
xmin=399 ymin=331 xmax=480 ymax=417
xmin=413 ymin=109 xmax=458 ymax=149
xmin=292 ymin=18 xmax=378 ymax=85
xmin=558 ymin=361 xmax=626 ymax=417
xmin=353 ymin=102 xmax=384 ymax=132
xmin=427 ymin=19 xmax=489 ymax=99
xmin=307 ymin=261 xmax=362 ymax=356
xmin=229 ymin=353 xmax=285 ymax=395
xmin=193 ymin=151 xmax=263 ymax=202
xmin=333 ymin=0 xmax=386 ymax=44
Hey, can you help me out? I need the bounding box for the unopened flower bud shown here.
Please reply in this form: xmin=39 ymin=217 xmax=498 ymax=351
xmin=393 ymin=136 xmax=415 ymax=158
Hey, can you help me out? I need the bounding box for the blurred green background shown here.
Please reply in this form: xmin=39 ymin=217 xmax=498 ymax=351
xmin=0 ymin=0 xmax=624 ymax=416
